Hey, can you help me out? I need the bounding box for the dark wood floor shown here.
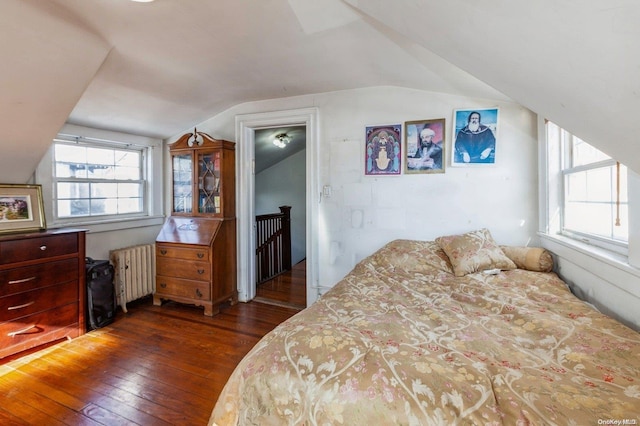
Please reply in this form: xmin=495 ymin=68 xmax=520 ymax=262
xmin=0 ymin=297 xmax=301 ymax=425
xmin=255 ymin=259 xmax=306 ymax=309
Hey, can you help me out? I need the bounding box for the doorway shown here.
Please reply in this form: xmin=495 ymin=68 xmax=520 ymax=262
xmin=235 ymin=107 xmax=319 ymax=307
xmin=253 ymin=126 xmax=306 ymax=308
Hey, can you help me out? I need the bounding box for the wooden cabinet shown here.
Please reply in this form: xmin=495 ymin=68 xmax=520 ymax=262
xmin=0 ymin=229 xmax=86 ymax=359
xmin=154 ymin=130 xmax=237 ymax=316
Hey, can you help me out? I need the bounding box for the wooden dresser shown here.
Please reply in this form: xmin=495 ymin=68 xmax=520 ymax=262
xmin=0 ymin=229 xmax=86 ymax=359
xmin=154 ymin=130 xmax=237 ymax=316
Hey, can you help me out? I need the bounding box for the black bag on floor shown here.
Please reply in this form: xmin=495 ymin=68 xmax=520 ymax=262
xmin=85 ymin=257 xmax=116 ymax=331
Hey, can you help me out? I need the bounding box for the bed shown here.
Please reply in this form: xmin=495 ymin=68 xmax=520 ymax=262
xmin=210 ymin=229 xmax=640 ymax=425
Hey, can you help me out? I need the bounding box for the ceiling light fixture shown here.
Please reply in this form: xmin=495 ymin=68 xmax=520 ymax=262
xmin=130 ymin=0 xmax=155 ymax=3
xmin=273 ymin=133 xmax=291 ymax=148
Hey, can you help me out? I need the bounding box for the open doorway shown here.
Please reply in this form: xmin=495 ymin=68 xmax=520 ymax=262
xmin=253 ymin=126 xmax=306 ymax=309
xmin=235 ymin=108 xmax=319 ymax=308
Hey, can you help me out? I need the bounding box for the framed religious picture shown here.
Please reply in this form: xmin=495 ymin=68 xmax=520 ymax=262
xmin=451 ymin=108 xmax=499 ymax=166
xmin=404 ymin=118 xmax=446 ymax=174
xmin=0 ymin=184 xmax=46 ymax=234
xmin=365 ymin=124 xmax=401 ymax=176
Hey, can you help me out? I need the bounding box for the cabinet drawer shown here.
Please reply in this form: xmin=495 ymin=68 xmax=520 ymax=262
xmin=0 ymin=259 xmax=78 ymax=297
xmin=0 ymin=281 xmax=78 ymax=322
xmin=155 ymin=275 xmax=211 ymax=300
xmin=0 ymin=302 xmax=78 ymax=350
xmin=0 ymin=234 xmax=78 ymax=265
xmin=156 ymin=245 xmax=209 ymax=261
xmin=157 ymin=258 xmax=211 ymax=281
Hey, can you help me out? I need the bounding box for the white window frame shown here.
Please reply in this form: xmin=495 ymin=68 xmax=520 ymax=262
xmin=36 ymin=124 xmax=164 ymax=233
xmin=53 ymin=138 xmax=147 ymax=219
xmin=539 ymin=117 xmax=640 ymax=271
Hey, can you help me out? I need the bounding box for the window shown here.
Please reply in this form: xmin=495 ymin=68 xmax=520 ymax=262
xmin=52 ymin=139 xmax=146 ymax=220
xmin=546 ymin=121 xmax=628 ymax=252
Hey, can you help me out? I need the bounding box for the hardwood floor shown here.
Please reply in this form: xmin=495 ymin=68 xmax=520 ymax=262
xmin=0 ymin=298 xmax=301 ymax=425
xmin=254 ymin=259 xmax=306 ymax=309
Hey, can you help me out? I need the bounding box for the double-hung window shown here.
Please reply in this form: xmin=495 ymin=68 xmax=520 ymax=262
xmin=52 ymin=138 xmax=146 ymax=220
xmin=546 ymin=121 xmax=628 ymax=253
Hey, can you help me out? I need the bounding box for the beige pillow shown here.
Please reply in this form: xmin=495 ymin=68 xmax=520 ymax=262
xmin=435 ymin=228 xmax=516 ymax=277
xmin=500 ymin=246 xmax=554 ymax=272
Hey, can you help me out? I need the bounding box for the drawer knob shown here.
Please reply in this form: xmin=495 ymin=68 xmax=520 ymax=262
xmin=197 ymin=269 xmax=205 ymax=274
xmin=197 ymin=253 xmax=204 ymax=259
xmin=39 ymin=245 xmax=47 ymax=251
xmin=195 ymin=288 xmax=202 ymax=298
xmin=160 ymin=283 xmax=167 ymax=288
xmin=160 ymin=249 xmax=167 ymax=255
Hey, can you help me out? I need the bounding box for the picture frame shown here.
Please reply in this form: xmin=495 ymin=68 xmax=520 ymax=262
xmin=0 ymin=184 xmax=46 ymax=234
xmin=451 ymin=107 xmax=499 ymax=166
xmin=365 ymin=124 xmax=401 ymax=176
xmin=404 ymin=118 xmax=446 ymax=174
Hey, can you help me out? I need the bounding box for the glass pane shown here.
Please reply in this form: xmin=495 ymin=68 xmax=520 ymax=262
xmin=564 ymin=201 xmax=612 ymax=237
xmin=114 ymin=165 xmax=140 ymax=180
xmin=118 ymin=198 xmax=142 ymax=214
xmin=87 ymin=163 xmax=115 ymax=179
xmin=564 ymin=164 xmax=628 ymax=242
xmin=572 ymin=136 xmax=610 ymax=167
xmin=90 ymin=198 xmax=108 ymax=215
xmin=115 ymin=150 xmax=140 ymax=167
xmin=118 ymin=183 xmax=141 ymax=198
xmin=173 ymin=154 xmax=192 ymax=213
xmin=57 ymin=199 xmax=89 ymax=217
xmin=87 ymin=147 xmax=114 ymax=166
xmin=55 ymin=144 xmax=86 ymax=163
xmin=56 ymin=162 xmax=88 ymax=178
xmin=198 ymin=151 xmax=221 ymax=214
xmin=91 ymin=182 xmax=118 ymax=198
xmin=57 ymin=182 xmax=90 ymax=198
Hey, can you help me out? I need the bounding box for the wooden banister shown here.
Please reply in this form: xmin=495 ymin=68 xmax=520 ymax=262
xmin=256 ymin=206 xmax=292 ymax=285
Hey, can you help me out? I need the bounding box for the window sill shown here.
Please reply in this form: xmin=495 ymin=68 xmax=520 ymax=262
xmin=48 ymin=215 xmax=165 ymax=234
xmin=538 ymin=232 xmax=640 ymax=298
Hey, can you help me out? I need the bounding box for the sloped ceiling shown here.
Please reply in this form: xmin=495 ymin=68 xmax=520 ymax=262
xmin=1 ymin=0 xmax=638 ymax=184
xmin=346 ymin=0 xmax=640 ymax=172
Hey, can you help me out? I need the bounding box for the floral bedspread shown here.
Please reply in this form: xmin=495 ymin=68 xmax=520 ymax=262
xmin=210 ymin=240 xmax=640 ymax=425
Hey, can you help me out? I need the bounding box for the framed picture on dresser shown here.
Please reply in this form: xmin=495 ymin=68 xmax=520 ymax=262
xmin=0 ymin=184 xmax=46 ymax=234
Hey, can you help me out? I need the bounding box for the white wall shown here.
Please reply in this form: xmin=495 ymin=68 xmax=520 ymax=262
xmin=170 ymin=86 xmax=539 ymax=294
xmin=255 ymin=149 xmax=307 ymax=265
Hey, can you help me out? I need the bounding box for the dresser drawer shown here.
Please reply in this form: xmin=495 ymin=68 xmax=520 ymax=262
xmin=157 ymin=258 xmax=211 ymax=281
xmin=0 ymin=258 xmax=78 ymax=297
xmin=156 ymin=245 xmax=209 ymax=261
xmin=0 ymin=233 xmax=78 ymax=265
xmin=156 ymin=275 xmax=211 ymax=301
xmin=0 ymin=281 xmax=78 ymax=322
xmin=0 ymin=302 xmax=78 ymax=351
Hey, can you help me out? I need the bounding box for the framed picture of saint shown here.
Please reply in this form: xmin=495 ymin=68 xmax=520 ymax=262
xmin=452 ymin=108 xmax=499 ymax=166
xmin=404 ymin=118 xmax=446 ymax=174
xmin=365 ymin=124 xmax=401 ymax=176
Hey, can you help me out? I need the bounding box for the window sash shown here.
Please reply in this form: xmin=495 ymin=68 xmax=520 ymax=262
xmin=554 ymin=125 xmax=628 ymax=248
xmin=52 ymin=141 xmax=147 ymax=220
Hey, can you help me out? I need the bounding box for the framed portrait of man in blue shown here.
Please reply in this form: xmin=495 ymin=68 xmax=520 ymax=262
xmin=452 ymin=108 xmax=499 ymax=166
xmin=365 ymin=124 xmax=401 ymax=175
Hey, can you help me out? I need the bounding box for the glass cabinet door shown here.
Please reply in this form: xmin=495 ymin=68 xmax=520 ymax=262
xmin=172 ymin=153 xmax=193 ymax=213
xmin=197 ymin=151 xmax=221 ymax=214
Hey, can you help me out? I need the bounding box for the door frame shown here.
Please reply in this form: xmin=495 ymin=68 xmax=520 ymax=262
xmin=235 ymin=107 xmax=319 ymax=306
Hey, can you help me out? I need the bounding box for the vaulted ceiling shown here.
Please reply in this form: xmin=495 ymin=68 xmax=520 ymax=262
xmin=1 ymin=0 xmax=638 ymax=183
